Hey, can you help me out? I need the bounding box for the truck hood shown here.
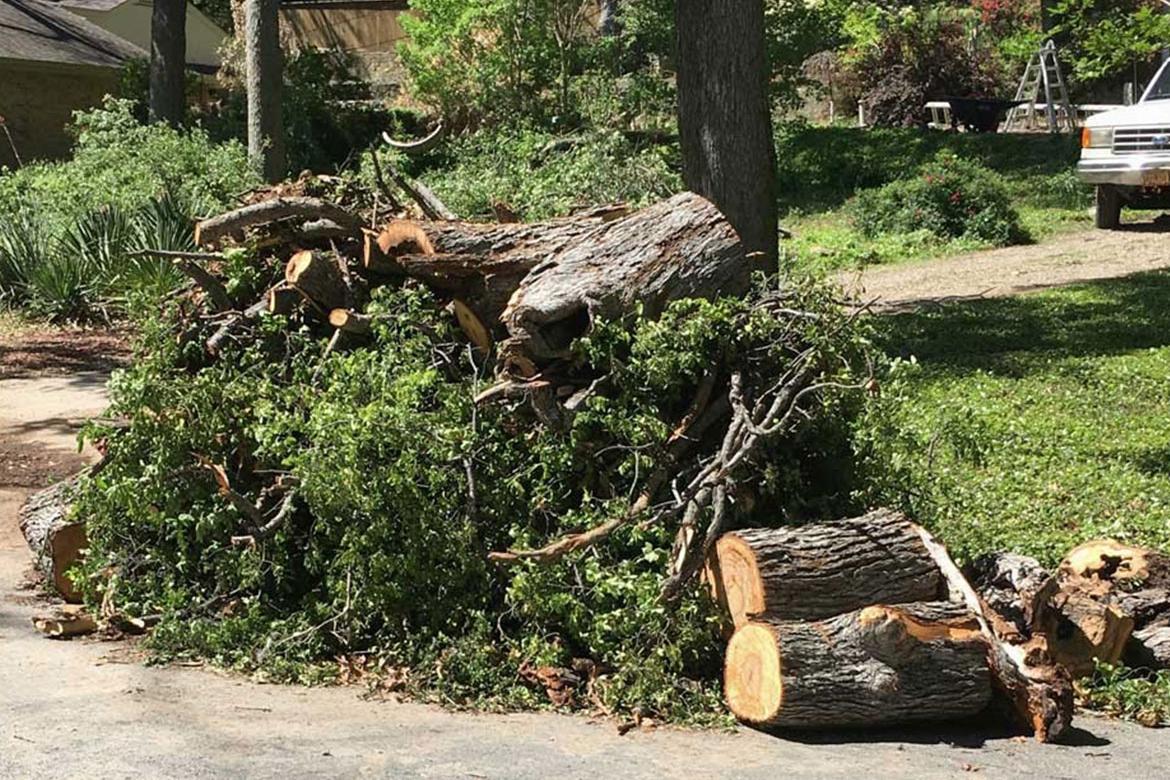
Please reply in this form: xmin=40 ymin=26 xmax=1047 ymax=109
xmin=1085 ymin=100 xmax=1170 ymax=128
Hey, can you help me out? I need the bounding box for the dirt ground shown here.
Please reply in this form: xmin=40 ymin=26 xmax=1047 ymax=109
xmin=841 ymin=223 xmax=1170 ymax=309
xmin=6 ymin=231 xmax=1170 ymax=778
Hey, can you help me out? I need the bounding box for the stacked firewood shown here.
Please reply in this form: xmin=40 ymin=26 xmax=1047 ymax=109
xmin=708 ymin=509 xmax=1170 ymax=741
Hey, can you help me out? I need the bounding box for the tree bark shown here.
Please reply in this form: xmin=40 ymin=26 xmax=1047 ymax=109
xmin=675 ymin=0 xmax=777 ymax=270
xmin=149 ymin=0 xmax=186 ymax=126
xmin=965 ymin=552 xmax=1058 ymax=643
xmin=724 ymin=602 xmax=992 ymax=730
xmin=19 ymin=476 xmax=89 ymax=603
xmin=195 ymin=197 xmax=362 ymax=247
xmin=707 ymin=509 xmax=945 ymax=627
xmin=244 ymin=0 xmax=284 ymax=183
xmin=363 ymin=213 xmax=620 ymax=328
xmin=501 ymin=192 xmax=748 ymax=363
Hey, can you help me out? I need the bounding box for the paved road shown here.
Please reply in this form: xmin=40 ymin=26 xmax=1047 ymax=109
xmin=3 ymin=372 xmax=1170 ymax=779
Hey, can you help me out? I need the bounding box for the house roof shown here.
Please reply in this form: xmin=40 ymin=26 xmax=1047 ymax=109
xmin=0 ymin=0 xmax=145 ymax=68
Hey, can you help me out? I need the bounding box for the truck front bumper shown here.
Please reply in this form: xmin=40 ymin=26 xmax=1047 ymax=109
xmin=1077 ymin=156 xmax=1170 ymax=186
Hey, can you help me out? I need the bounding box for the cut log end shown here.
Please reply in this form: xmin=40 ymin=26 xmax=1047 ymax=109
xmin=707 ymin=533 xmax=764 ymax=627
xmin=377 ymin=221 xmax=435 ymax=259
xmin=724 ymin=622 xmax=783 ymax=725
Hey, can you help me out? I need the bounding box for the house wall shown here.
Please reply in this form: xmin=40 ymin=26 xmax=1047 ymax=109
xmin=73 ymin=1 xmax=227 ymax=68
xmin=0 ymin=60 xmax=119 ymax=166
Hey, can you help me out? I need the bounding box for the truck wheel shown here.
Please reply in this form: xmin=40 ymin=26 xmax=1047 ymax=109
xmin=1096 ymin=185 xmax=1122 ymax=230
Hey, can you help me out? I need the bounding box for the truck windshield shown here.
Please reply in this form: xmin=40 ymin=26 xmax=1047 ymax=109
xmin=1146 ymin=62 xmax=1170 ymax=101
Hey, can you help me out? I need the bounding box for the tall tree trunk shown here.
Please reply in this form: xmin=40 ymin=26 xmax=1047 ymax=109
xmin=1040 ymin=0 xmax=1055 ymax=34
xmin=149 ymin=0 xmax=186 ymax=126
xmin=244 ymin=0 xmax=285 ymax=183
xmin=675 ymin=0 xmax=777 ymax=271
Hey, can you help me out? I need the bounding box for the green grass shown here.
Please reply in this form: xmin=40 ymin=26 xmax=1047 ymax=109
xmin=859 ymin=271 xmax=1170 ymax=566
xmin=776 ymin=126 xmax=1094 ymax=273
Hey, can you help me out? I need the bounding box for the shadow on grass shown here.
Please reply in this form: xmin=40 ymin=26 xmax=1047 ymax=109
xmin=876 ymin=271 xmax=1170 ymax=374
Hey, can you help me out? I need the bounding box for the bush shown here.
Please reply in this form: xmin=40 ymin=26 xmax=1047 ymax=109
xmin=0 ymin=99 xmax=256 ymax=320
xmin=850 ymin=153 xmax=1026 ymax=246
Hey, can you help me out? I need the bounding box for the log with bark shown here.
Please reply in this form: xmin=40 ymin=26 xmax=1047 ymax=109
xmin=501 ymin=192 xmax=749 ymax=363
xmin=195 ymin=197 xmax=361 ymax=246
xmin=285 ymin=250 xmax=347 ymax=312
xmin=724 ymin=602 xmax=991 ymax=729
xmin=362 ymin=213 xmax=613 ymax=329
xmin=965 ymin=552 xmax=1057 ymax=643
xmin=19 ymin=475 xmax=89 ymax=603
xmin=706 ymin=509 xmax=946 ymax=627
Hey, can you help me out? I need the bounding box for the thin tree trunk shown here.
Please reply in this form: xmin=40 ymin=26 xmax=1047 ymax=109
xmin=598 ymin=0 xmax=620 ymax=37
xmin=675 ymin=0 xmax=777 ymax=271
xmin=149 ymin=0 xmax=186 ymax=125
xmin=244 ymin=0 xmax=285 ymax=183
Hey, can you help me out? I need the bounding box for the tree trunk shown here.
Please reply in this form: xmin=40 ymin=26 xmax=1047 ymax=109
xmin=195 ymin=197 xmax=362 ymax=247
xmin=707 ymin=509 xmax=945 ymax=627
xmin=244 ymin=0 xmax=284 ymax=183
xmin=966 ymin=552 xmax=1058 ymax=643
xmin=598 ymin=0 xmax=620 ymax=36
xmin=149 ymin=0 xmax=186 ymax=126
xmin=1129 ymin=623 xmax=1170 ymax=669
xmin=19 ymin=476 xmax=89 ymax=603
xmin=363 ymin=212 xmax=623 ymax=329
xmin=501 ymin=192 xmax=748 ymax=363
xmin=724 ymin=602 xmax=991 ymax=730
xmin=675 ymin=0 xmax=777 ymax=270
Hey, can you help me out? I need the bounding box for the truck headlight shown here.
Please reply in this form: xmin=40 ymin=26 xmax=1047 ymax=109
xmin=1081 ymin=127 xmax=1114 ymax=148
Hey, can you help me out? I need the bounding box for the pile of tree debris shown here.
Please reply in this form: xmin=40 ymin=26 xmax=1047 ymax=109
xmin=19 ymin=178 xmax=1170 ymax=736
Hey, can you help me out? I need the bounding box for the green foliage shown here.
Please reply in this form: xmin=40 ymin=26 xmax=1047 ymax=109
xmin=1051 ymin=0 xmax=1170 ymax=85
xmin=409 ymin=125 xmax=681 ymax=220
xmin=1079 ymin=662 xmax=1170 ymax=727
xmin=850 ymin=153 xmax=1026 ymax=245
xmin=852 ymin=272 xmax=1170 ymax=565
xmin=0 ymin=99 xmax=254 ymax=320
xmin=74 ymin=278 xmax=867 ymax=721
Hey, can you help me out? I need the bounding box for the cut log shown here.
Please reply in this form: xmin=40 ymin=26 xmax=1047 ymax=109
xmin=966 ymin=553 xmax=1057 ymax=643
xmin=328 ymin=308 xmax=373 ymax=335
xmin=1040 ymin=576 xmax=1134 ymax=677
xmin=362 ymin=215 xmax=609 ymax=328
xmin=724 ymin=602 xmax=991 ymax=730
xmin=1060 ymin=539 xmax=1170 ymax=624
xmin=501 ymin=192 xmax=749 ymax=363
xmin=1128 ymin=623 xmax=1170 ymax=669
xmin=33 ymin=604 xmax=96 ymax=638
xmin=914 ymin=524 xmax=1073 ymax=742
xmin=285 ymin=250 xmax=347 ymax=311
xmin=195 ymin=197 xmax=363 ymax=246
xmin=19 ymin=476 xmax=88 ymax=603
xmin=451 ymin=299 xmax=492 ymax=353
xmin=266 ymin=284 xmax=301 ymax=316
xmin=707 ymin=509 xmax=945 ymax=627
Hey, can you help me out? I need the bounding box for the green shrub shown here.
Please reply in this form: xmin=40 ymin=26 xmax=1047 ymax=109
xmin=0 ymin=98 xmax=255 ymax=320
xmin=850 ymin=153 xmax=1026 ymax=246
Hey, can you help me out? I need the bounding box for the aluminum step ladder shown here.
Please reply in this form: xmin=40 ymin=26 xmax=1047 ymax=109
xmin=1003 ymin=40 xmax=1077 ymax=134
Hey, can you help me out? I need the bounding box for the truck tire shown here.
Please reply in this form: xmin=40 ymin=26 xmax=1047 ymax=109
xmin=1096 ymin=185 xmax=1122 ymax=230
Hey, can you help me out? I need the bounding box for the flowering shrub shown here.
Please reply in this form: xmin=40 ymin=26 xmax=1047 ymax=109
xmin=850 ymin=152 xmax=1026 ymax=246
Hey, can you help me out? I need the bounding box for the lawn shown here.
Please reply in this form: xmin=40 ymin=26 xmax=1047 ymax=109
xmin=776 ymin=126 xmax=1094 ymax=274
xmin=859 ymin=271 xmax=1170 ymax=566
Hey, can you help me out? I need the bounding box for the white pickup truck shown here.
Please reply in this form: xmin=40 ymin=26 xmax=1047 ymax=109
xmin=1078 ymin=58 xmax=1170 ymax=228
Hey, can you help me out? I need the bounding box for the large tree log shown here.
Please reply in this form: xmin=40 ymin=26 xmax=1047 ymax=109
xmin=966 ymin=552 xmax=1058 ymax=643
xmin=363 ymin=214 xmax=613 ymax=328
xmin=501 ymin=192 xmax=749 ymax=362
xmin=707 ymin=509 xmax=945 ymax=627
xmin=195 ymin=197 xmax=360 ymax=246
xmin=19 ymin=476 xmax=88 ymax=603
xmin=724 ymin=602 xmax=992 ymax=730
